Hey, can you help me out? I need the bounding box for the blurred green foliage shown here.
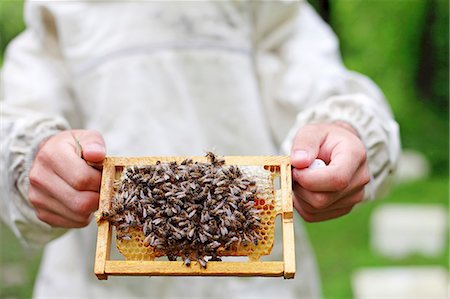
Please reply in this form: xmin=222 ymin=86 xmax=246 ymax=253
xmin=328 ymin=0 xmax=449 ymax=176
xmin=0 ymin=1 xmax=448 ymax=299
xmin=0 ymin=0 xmax=25 ymax=65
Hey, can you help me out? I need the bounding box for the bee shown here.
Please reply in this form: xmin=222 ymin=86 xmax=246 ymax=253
xmin=165 ymin=207 xmax=173 ymax=217
xmin=198 ymin=257 xmax=207 ymax=268
xmin=164 ymin=191 xmax=174 ymax=197
xmin=184 ymin=256 xmax=191 ymax=267
xmin=188 ymin=210 xmax=196 ymax=218
xmin=220 ymin=226 xmax=228 ymax=236
xmin=120 ymin=235 xmax=132 ymax=241
xmin=199 ymin=233 xmax=208 ymax=243
xmin=142 ymin=208 xmax=147 ymax=218
xmin=101 ymin=211 xmax=110 ymax=219
xmin=152 ymin=218 xmax=163 ymax=225
xmin=188 ymin=227 xmax=196 ymax=239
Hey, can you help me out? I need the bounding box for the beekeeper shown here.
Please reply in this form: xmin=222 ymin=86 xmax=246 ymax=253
xmin=0 ymin=1 xmax=400 ymax=298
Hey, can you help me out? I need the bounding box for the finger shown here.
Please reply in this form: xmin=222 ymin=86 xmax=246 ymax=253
xmin=75 ymin=129 xmax=106 ymax=163
xmin=293 ymin=181 xmax=336 ymax=209
xmin=296 ymin=203 xmax=353 ymax=223
xmin=292 ymin=142 xmax=366 ymax=192
xmin=290 ymin=125 xmax=328 ymax=169
xmin=36 ymin=131 xmax=103 ymax=191
xmin=29 ymin=164 xmax=100 ymax=215
xmin=29 ymin=186 xmax=93 ymax=224
xmin=49 ymin=148 xmax=102 ymax=192
xmin=294 ymin=185 xmax=364 ymax=214
xmin=35 ymin=208 xmax=92 ymax=228
xmin=293 ymin=164 xmax=370 ymax=206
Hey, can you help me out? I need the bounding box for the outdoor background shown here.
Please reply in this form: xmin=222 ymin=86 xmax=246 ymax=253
xmin=0 ymin=0 xmax=448 ymax=298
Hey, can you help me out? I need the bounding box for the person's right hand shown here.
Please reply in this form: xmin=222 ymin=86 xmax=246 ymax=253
xmin=28 ymin=130 xmax=106 ymax=228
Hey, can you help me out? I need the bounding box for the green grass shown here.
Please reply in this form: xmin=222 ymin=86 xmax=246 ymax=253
xmin=305 ymin=176 xmax=449 ymax=299
xmin=0 ymin=225 xmax=42 ymax=299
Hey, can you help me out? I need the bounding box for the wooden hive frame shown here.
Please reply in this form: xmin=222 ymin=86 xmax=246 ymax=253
xmin=94 ymin=156 xmax=295 ymax=280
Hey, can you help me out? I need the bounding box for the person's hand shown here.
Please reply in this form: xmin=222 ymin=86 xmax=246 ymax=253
xmin=290 ymin=122 xmax=370 ymax=222
xmin=28 ymin=130 xmax=106 ymax=228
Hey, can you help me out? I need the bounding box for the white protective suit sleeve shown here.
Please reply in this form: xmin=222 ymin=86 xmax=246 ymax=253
xmin=0 ymin=5 xmax=80 ymax=247
xmin=254 ymin=2 xmax=401 ymax=200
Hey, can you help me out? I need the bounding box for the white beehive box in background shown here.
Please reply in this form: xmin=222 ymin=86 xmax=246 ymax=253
xmin=352 ymin=266 xmax=448 ymax=299
xmin=371 ymin=204 xmax=448 ymax=258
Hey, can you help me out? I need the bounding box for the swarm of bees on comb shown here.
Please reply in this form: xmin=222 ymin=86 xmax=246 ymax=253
xmin=101 ymin=153 xmax=273 ymax=268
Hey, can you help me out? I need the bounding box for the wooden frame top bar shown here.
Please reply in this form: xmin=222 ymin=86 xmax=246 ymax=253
xmin=103 ymin=156 xmax=290 ymax=167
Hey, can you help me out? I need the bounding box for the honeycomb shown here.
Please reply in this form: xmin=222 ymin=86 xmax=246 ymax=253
xmin=114 ymin=165 xmax=282 ymax=261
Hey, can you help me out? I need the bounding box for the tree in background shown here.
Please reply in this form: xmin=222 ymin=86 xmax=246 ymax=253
xmin=310 ymin=0 xmax=449 ymax=176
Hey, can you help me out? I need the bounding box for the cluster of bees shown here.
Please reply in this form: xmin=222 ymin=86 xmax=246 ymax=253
xmin=102 ymin=153 xmax=262 ymax=267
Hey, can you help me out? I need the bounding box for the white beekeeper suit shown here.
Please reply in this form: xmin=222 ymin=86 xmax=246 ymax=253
xmin=0 ymin=0 xmax=400 ymax=298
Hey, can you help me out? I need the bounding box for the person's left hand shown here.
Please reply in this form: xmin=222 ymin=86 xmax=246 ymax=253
xmin=290 ymin=122 xmax=371 ymax=222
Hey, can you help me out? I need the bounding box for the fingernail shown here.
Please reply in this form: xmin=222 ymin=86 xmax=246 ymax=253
xmin=292 ymin=150 xmax=308 ymax=162
xmin=84 ymin=143 xmax=105 ymax=153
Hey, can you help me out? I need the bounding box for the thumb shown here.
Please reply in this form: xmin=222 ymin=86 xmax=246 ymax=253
xmin=290 ymin=125 xmax=326 ymax=169
xmin=76 ymin=130 xmax=106 ymax=163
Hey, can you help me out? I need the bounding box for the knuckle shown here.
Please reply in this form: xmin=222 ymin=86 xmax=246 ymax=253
xmin=300 ymin=211 xmax=318 ymax=223
xmin=331 ymin=174 xmax=349 ymax=191
xmin=36 ymin=210 xmax=50 ymax=224
xmin=299 ymin=202 xmax=314 ymax=214
xmin=298 ymin=177 xmax=314 ymax=191
xmin=361 ymin=169 xmax=371 ymax=186
xmin=28 ymin=169 xmax=43 ymax=188
xmin=74 ymin=214 xmax=92 ymax=228
xmin=28 ymin=189 xmax=48 ymax=211
xmin=35 ymin=143 xmax=58 ymax=166
xmin=29 ymin=195 xmax=44 ymax=210
xmin=352 ymin=144 xmax=368 ymax=165
xmin=74 ymin=193 xmax=99 ymax=215
xmin=351 ymin=144 xmax=367 ymax=169
xmin=77 ymin=202 xmax=92 ymax=216
xmin=293 ymin=185 xmax=305 ymax=201
xmin=310 ymin=194 xmax=330 ymax=210
xmin=359 ymin=146 xmax=368 ymax=163
xmin=37 ymin=145 xmax=52 ymax=160
xmin=28 ymin=186 xmax=37 ymax=201
xmin=80 ymin=217 xmax=92 ymax=227
xmin=70 ymin=172 xmax=91 ymax=190
xmin=296 ymin=197 xmax=316 ymax=214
